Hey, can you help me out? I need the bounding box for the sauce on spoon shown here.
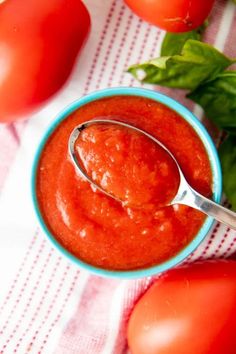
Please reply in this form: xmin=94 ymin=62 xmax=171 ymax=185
xmin=74 ymin=123 xmax=180 ymax=209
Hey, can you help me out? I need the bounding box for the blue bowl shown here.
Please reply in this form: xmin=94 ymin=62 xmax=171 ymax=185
xmin=32 ymin=87 xmax=222 ymax=279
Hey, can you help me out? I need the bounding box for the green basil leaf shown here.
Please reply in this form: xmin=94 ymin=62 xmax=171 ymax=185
xmin=219 ymin=135 xmax=236 ymax=211
xmin=128 ymin=40 xmax=234 ymax=90
xmin=161 ymin=28 xmax=203 ymax=57
xmin=188 ymin=71 xmax=236 ymax=133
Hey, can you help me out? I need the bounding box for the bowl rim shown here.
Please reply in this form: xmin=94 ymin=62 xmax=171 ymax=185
xmin=31 ymin=87 xmax=222 ymax=279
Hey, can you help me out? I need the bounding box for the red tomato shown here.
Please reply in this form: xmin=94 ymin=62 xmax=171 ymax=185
xmin=128 ymin=260 xmax=236 ymax=354
xmin=124 ymin=0 xmax=215 ymax=32
xmin=0 ymin=0 xmax=90 ymax=122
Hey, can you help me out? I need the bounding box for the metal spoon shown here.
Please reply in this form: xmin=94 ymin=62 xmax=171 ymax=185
xmin=68 ymin=119 xmax=236 ymax=230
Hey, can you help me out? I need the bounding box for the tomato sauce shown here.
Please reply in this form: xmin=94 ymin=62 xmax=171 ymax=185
xmin=36 ymin=96 xmax=212 ymax=270
xmin=76 ymin=124 xmax=180 ymax=209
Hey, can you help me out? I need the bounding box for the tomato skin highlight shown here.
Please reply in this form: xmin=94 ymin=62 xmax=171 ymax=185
xmin=127 ymin=260 xmax=236 ymax=354
xmin=0 ymin=0 xmax=90 ymax=122
xmin=124 ymin=0 xmax=215 ymax=32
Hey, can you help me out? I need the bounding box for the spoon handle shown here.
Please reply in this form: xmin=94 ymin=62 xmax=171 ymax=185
xmin=179 ymin=189 xmax=236 ymax=230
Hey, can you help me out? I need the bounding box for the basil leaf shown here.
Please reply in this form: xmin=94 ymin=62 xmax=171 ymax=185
xmin=128 ymin=40 xmax=234 ymax=90
xmin=161 ymin=28 xmax=203 ymax=56
xmin=188 ymin=71 xmax=236 ymax=133
xmin=219 ymin=135 xmax=236 ymax=210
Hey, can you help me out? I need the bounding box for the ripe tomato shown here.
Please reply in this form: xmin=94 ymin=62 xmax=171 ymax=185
xmin=128 ymin=260 xmax=236 ymax=354
xmin=124 ymin=0 xmax=215 ymax=32
xmin=0 ymin=0 xmax=90 ymax=123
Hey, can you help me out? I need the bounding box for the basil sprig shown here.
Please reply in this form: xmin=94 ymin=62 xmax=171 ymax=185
xmin=128 ymin=40 xmax=235 ymax=90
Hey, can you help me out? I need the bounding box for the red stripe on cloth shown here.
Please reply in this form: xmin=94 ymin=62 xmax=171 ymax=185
xmin=223 ymin=10 xmax=236 ymax=58
xmin=118 ymin=18 xmax=142 ymax=85
xmin=55 ymin=277 xmax=121 ymax=354
xmin=203 ymin=0 xmax=228 ymax=45
xmin=118 ymin=21 xmax=161 ymax=86
xmin=0 ymin=238 xmax=47 ymax=337
xmin=0 ymin=230 xmax=38 ymax=317
xmin=107 ymin=12 xmax=134 ymax=87
xmin=197 ymin=223 xmax=220 ymax=261
xmin=38 ymin=270 xmax=81 ymax=352
xmin=12 ymin=257 xmax=64 ymax=352
xmin=148 ymin=30 xmax=161 ymax=58
xmin=26 ymin=264 xmax=73 ymax=351
xmin=95 ymin=4 xmax=126 ymax=90
xmin=118 ymin=21 xmax=161 ymax=87
xmin=221 ymin=234 xmax=236 ymax=258
xmin=0 ymin=248 xmax=54 ymax=351
xmin=211 ymin=228 xmax=231 ymax=258
xmin=83 ymin=0 xmax=117 ymax=94
xmin=129 ymin=26 xmax=152 ymax=86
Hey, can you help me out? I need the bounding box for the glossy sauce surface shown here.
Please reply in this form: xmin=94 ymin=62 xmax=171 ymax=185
xmin=36 ymin=96 xmax=212 ymax=270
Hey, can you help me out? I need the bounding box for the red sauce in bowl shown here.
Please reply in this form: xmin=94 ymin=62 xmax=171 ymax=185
xmin=36 ymin=96 xmax=212 ymax=271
